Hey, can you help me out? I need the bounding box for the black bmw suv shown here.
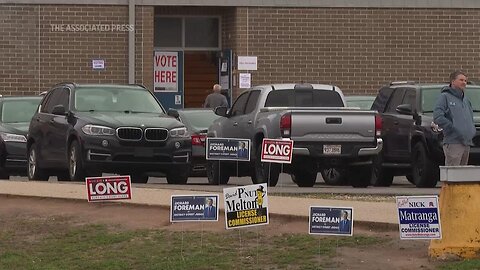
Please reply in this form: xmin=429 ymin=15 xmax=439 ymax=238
xmin=27 ymin=83 xmax=191 ymax=183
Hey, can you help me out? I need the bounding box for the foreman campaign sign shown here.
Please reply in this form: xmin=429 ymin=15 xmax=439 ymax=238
xmin=223 ymin=183 xmax=268 ymax=229
xmin=260 ymin=138 xmax=293 ymax=163
xmin=154 ymin=51 xmax=178 ymax=92
xmin=206 ymin=138 xmax=250 ymax=161
xmin=86 ymin=175 xmax=132 ymax=202
xmin=309 ymin=206 xmax=354 ymax=236
xmin=170 ymin=195 xmax=219 ymax=222
xmin=396 ymin=196 xmax=442 ymax=240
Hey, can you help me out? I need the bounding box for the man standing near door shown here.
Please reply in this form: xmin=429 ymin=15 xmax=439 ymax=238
xmin=204 ymin=84 xmax=228 ymax=109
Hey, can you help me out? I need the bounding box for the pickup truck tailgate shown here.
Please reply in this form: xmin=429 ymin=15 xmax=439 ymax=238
xmin=290 ymin=109 xmax=377 ymax=143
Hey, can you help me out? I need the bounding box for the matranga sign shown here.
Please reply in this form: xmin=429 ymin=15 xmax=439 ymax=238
xmin=223 ymin=183 xmax=268 ymax=229
xmin=396 ymin=196 xmax=442 ymax=240
xmin=154 ymin=51 xmax=178 ymax=92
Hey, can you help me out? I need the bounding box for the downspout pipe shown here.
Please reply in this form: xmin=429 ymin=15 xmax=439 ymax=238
xmin=128 ymin=0 xmax=135 ymax=84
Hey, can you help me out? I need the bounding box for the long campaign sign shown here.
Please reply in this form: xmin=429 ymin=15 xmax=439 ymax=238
xmin=396 ymin=196 xmax=442 ymax=240
xmin=170 ymin=195 xmax=219 ymax=222
xmin=261 ymin=138 xmax=293 ymax=164
xmin=86 ymin=175 xmax=132 ymax=202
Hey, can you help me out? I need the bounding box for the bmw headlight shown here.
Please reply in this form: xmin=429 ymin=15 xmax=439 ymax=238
xmin=82 ymin=125 xmax=115 ymax=136
xmin=0 ymin=132 xmax=27 ymax=143
xmin=170 ymin=127 xmax=188 ymax=138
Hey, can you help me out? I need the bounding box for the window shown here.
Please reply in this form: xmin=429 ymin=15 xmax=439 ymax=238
xmin=74 ymin=87 xmax=164 ymax=114
xmin=185 ymin=17 xmax=219 ymax=48
xmin=385 ymin=89 xmax=406 ymax=113
xmin=402 ymin=89 xmax=416 ymax=107
xmin=265 ymin=90 xmax=291 ymax=107
xmin=371 ymin=87 xmax=394 ymax=111
xmin=244 ymin=90 xmax=260 ymax=114
xmin=230 ymin=92 xmax=249 ymax=116
xmin=1 ymin=98 xmax=41 ymax=123
xmin=41 ymin=88 xmax=63 ymax=114
xmin=154 ymin=16 xmax=220 ymax=49
xmin=264 ymin=89 xmax=344 ymax=107
xmin=154 ymin=18 xmax=182 ymax=48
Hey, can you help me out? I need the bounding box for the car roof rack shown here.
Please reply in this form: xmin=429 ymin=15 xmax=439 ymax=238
xmin=390 ymin=81 xmax=416 ymax=86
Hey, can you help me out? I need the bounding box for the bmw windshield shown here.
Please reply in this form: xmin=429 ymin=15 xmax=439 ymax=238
xmin=74 ymin=87 xmax=165 ymax=114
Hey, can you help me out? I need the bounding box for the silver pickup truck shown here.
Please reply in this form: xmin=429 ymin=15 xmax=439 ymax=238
xmin=207 ymin=83 xmax=383 ymax=187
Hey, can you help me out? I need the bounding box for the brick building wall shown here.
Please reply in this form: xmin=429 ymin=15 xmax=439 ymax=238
xmin=244 ymin=7 xmax=480 ymax=95
xmin=2 ymin=4 xmax=480 ymax=96
xmin=0 ymin=4 xmax=153 ymax=95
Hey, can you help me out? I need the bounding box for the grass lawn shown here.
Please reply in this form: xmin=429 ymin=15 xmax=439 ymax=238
xmin=0 ymin=214 xmax=478 ymax=269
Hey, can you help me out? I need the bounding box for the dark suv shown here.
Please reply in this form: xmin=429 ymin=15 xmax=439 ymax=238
xmin=0 ymin=96 xmax=42 ymax=178
xmin=27 ymin=83 xmax=191 ymax=183
xmin=371 ymin=82 xmax=480 ymax=187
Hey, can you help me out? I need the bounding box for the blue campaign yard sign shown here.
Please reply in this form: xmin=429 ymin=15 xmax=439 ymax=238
xmin=206 ymin=138 xmax=250 ymax=161
xmin=396 ymin=196 xmax=441 ymax=240
xmin=309 ymin=206 xmax=354 ymax=236
xmin=170 ymin=194 xmax=219 ymax=222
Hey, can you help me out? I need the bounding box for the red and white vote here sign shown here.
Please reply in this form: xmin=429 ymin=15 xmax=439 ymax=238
xmin=261 ymin=138 xmax=294 ymax=164
xmin=86 ymin=175 xmax=132 ymax=202
xmin=154 ymin=51 xmax=178 ymax=92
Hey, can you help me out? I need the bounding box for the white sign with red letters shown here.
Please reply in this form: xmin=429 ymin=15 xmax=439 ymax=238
xmin=260 ymin=138 xmax=294 ymax=164
xmin=154 ymin=51 xmax=178 ymax=92
xmin=86 ymin=175 xmax=132 ymax=202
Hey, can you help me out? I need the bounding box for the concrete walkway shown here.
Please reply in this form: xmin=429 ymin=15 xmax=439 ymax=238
xmin=0 ymin=181 xmax=398 ymax=227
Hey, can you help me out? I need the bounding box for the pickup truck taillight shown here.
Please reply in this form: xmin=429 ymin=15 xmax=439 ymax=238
xmin=280 ymin=113 xmax=291 ymax=138
xmin=191 ymin=134 xmax=206 ymax=146
xmin=375 ymin=114 xmax=382 ymax=137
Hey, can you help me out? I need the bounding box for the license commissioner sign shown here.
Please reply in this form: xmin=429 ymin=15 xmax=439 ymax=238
xmin=223 ymin=184 xmax=268 ymax=229
xmin=396 ymin=196 xmax=442 ymax=240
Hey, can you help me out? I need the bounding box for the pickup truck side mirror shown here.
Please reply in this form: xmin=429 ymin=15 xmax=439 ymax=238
xmin=214 ymin=106 xmax=228 ymax=117
xmin=52 ymin=104 xmax=66 ymax=115
xmin=167 ymin=109 xmax=180 ymax=119
xmin=396 ymin=104 xmax=413 ymax=115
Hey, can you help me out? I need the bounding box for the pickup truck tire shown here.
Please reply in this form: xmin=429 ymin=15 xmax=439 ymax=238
xmin=254 ymin=147 xmax=280 ymax=187
xmin=292 ymin=157 xmax=317 ymax=187
xmin=371 ymin=155 xmax=394 ymax=187
xmin=411 ymin=143 xmax=439 ymax=188
xmin=131 ymin=173 xmax=149 ymax=184
xmin=348 ymin=166 xmax=372 ymax=188
xmin=320 ymin=167 xmax=347 ymax=185
xmin=27 ymin=143 xmax=49 ymax=181
xmin=207 ymin=161 xmax=230 ymax=185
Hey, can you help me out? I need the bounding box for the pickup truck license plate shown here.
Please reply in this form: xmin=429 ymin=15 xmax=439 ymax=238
xmin=323 ymin=145 xmax=341 ymax=155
